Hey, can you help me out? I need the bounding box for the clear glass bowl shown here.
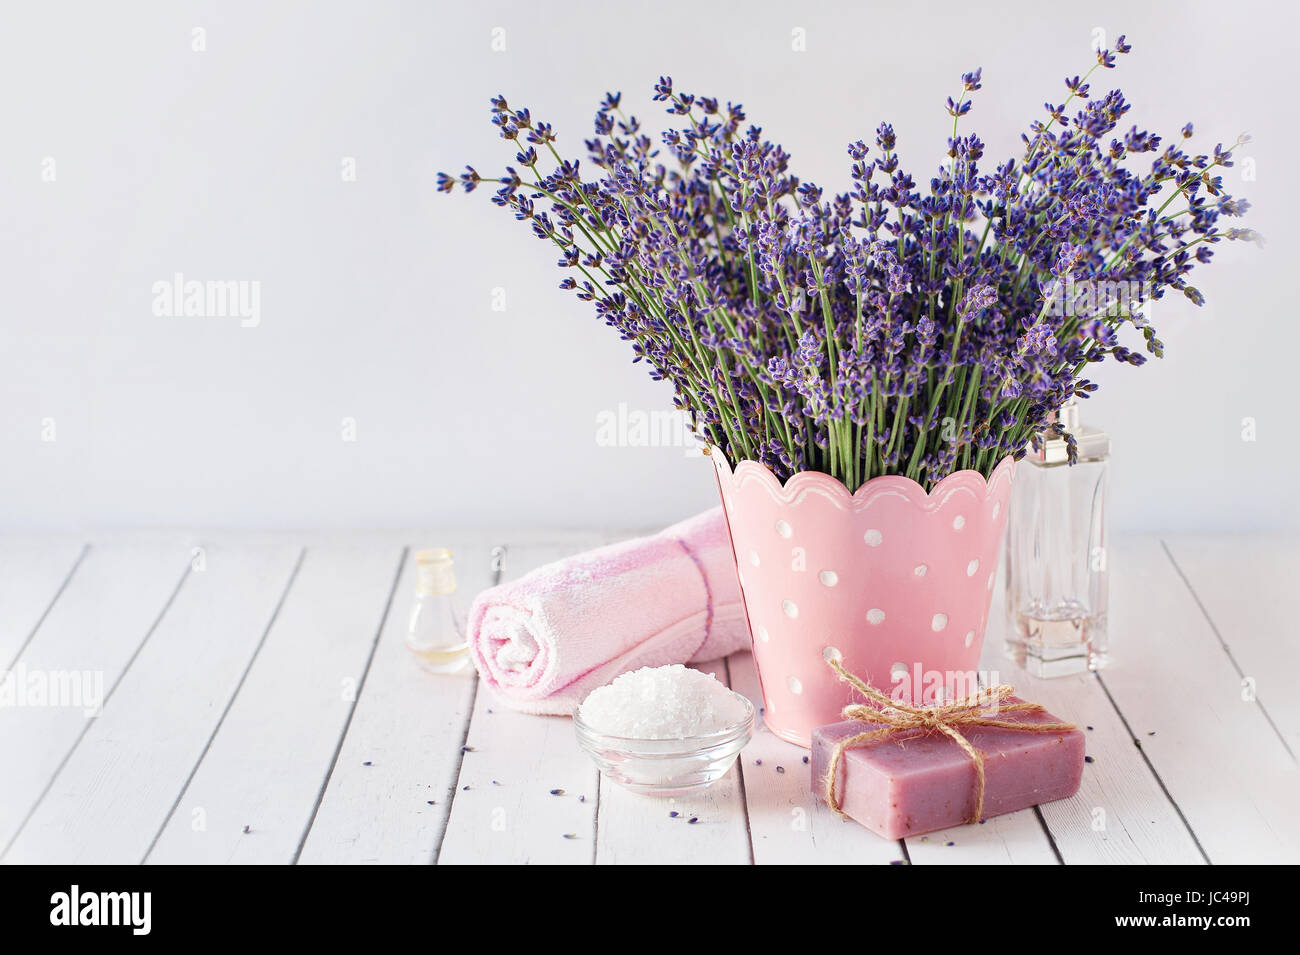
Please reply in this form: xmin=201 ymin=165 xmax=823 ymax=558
xmin=573 ymin=692 xmax=755 ymax=796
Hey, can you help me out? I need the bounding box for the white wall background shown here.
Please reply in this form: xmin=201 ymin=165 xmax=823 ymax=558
xmin=2 ymin=0 xmax=1296 ymax=531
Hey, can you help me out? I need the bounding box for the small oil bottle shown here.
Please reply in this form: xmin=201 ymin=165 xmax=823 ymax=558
xmin=1004 ymin=399 xmax=1110 ymax=677
xmin=406 ymin=548 xmax=469 ymax=673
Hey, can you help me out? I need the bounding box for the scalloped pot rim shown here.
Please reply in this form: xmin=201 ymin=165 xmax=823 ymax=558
xmin=710 ymin=447 xmax=1015 ymax=511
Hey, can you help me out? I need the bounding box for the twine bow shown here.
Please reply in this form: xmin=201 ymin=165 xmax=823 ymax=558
xmin=823 ymin=658 xmax=1076 ymax=825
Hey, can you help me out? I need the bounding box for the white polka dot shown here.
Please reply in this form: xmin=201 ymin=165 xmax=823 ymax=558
xmin=890 ymin=662 xmax=908 ymax=681
xmin=787 ymin=676 xmax=803 ymax=695
xmin=931 ymin=613 xmax=948 ymax=632
xmin=866 ymin=608 xmax=886 ymax=625
xmin=819 ymin=570 xmax=838 ymax=587
xmin=749 ymin=551 xmax=760 ymax=567
xmin=864 ymin=529 xmax=883 ymax=547
xmin=913 ymin=564 xmax=927 ymax=578
xmin=964 ymin=630 xmax=975 ymax=648
xmin=952 ymin=515 xmax=966 ymax=530
xmin=823 ymin=646 xmax=842 ymax=664
xmin=775 ymin=520 xmax=792 ymax=539
xmin=967 ymin=559 xmax=980 ymax=577
xmin=782 ymin=599 xmax=799 ymax=618
xmin=756 ymin=625 xmax=769 ymax=643
xmin=992 ymin=502 xmax=1001 ymax=519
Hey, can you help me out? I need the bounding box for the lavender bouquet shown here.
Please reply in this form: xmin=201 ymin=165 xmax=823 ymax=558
xmin=441 ymin=38 xmax=1255 ymax=491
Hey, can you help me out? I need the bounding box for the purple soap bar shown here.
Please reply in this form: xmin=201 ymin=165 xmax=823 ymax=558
xmin=810 ymin=698 xmax=1084 ymax=839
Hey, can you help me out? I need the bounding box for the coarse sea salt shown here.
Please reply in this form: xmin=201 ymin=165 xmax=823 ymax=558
xmin=577 ymin=664 xmax=747 ymax=739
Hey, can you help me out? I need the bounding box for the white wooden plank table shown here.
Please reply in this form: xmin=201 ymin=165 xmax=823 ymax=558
xmin=1 ymin=530 xmax=1296 ymax=865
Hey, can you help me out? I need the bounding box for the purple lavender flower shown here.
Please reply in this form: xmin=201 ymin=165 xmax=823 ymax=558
xmin=440 ymin=44 xmax=1252 ymax=489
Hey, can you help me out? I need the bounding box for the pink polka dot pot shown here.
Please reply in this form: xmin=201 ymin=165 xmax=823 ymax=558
xmin=712 ymin=449 xmax=1016 ymax=747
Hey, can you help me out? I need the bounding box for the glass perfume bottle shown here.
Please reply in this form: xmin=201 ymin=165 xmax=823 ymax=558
xmin=406 ymin=548 xmax=469 ymax=673
xmin=1004 ymin=399 xmax=1110 ymax=677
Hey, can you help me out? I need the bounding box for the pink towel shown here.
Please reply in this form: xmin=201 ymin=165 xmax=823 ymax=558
xmin=467 ymin=508 xmax=751 ymax=715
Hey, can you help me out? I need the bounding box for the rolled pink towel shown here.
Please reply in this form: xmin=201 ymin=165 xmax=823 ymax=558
xmin=468 ymin=508 xmax=751 ymax=715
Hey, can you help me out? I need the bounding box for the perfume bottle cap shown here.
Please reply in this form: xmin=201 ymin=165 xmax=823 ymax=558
xmin=1027 ymin=398 xmax=1110 ymax=465
xmin=415 ymin=548 xmax=457 ymax=595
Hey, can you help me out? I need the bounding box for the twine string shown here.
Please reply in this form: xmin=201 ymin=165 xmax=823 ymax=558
xmin=823 ymin=658 xmax=1076 ymax=825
